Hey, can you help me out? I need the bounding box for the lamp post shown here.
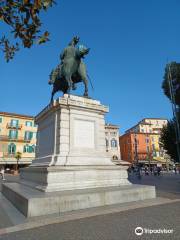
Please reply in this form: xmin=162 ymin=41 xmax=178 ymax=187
xmin=134 ymin=133 xmax=141 ymax=178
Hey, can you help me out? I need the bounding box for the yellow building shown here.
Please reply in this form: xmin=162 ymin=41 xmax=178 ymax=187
xmin=0 ymin=112 xmax=37 ymax=170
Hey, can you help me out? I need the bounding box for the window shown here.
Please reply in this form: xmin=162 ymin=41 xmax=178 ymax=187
xmin=152 ymin=144 xmax=155 ymax=151
xmin=0 ymin=117 xmax=2 ymax=123
xmin=105 ymin=139 xmax=109 ymax=147
xmin=11 ymin=119 xmax=18 ymax=127
xmin=141 ymin=129 xmax=144 ymax=132
xmin=152 ymin=151 xmax=156 ymax=157
xmin=146 ymin=146 xmax=150 ymax=153
xmin=23 ymin=145 xmax=29 ymax=153
xmin=24 ymin=131 xmax=33 ymax=140
xmin=152 ymin=137 xmax=154 ymax=142
xmin=110 ymin=132 xmax=116 ymax=136
xmin=111 ymin=139 xmax=117 ymax=148
xmin=23 ymin=144 xmax=35 ymax=153
xmin=28 ymin=145 xmax=34 ymax=153
xmin=145 ymin=138 xmax=149 ymax=143
xmin=8 ymin=143 xmax=16 ymax=154
xmin=9 ymin=130 xmax=18 ymax=139
xmin=34 ymin=123 xmax=38 ymax=127
xmin=31 ymin=145 xmax=36 ymax=153
xmin=33 ymin=132 xmax=37 ymax=138
xmin=26 ymin=121 xmax=32 ymax=127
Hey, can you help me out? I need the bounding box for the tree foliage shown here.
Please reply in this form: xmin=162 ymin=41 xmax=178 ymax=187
xmin=15 ymin=151 xmax=22 ymax=160
xmin=0 ymin=0 xmax=55 ymax=62
xmin=160 ymin=120 xmax=179 ymax=162
xmin=162 ymin=61 xmax=180 ymax=106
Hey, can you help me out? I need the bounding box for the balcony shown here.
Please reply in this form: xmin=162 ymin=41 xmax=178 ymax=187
xmin=6 ymin=123 xmax=22 ymax=130
xmin=0 ymin=135 xmax=31 ymax=143
xmin=3 ymin=153 xmax=15 ymax=158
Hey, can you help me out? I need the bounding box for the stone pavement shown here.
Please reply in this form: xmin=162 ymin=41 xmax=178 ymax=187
xmin=0 ymin=173 xmax=179 ymax=240
xmin=0 ymin=201 xmax=180 ymax=240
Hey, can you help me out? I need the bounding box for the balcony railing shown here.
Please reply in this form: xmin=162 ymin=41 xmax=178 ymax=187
xmin=3 ymin=153 xmax=15 ymax=158
xmin=0 ymin=135 xmax=31 ymax=143
xmin=6 ymin=123 xmax=22 ymax=129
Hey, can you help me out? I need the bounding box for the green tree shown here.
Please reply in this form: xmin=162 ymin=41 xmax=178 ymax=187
xmin=160 ymin=120 xmax=179 ymax=162
xmin=162 ymin=61 xmax=180 ymax=106
xmin=15 ymin=151 xmax=22 ymax=171
xmin=0 ymin=0 xmax=55 ymax=62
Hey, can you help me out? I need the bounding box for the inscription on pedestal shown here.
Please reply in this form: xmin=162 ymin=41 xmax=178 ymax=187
xmin=74 ymin=120 xmax=95 ymax=148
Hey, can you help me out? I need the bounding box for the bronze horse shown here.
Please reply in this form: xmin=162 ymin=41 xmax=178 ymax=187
xmin=49 ymin=37 xmax=90 ymax=102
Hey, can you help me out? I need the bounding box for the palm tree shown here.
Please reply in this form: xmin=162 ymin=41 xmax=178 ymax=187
xmin=15 ymin=152 xmax=22 ymax=172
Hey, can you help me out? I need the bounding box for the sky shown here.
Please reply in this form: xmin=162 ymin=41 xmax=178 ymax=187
xmin=1 ymin=0 xmax=180 ymax=134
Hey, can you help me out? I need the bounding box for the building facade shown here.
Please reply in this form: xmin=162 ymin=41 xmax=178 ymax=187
xmin=105 ymin=124 xmax=121 ymax=160
xmin=0 ymin=112 xmax=37 ymax=170
xmin=120 ymin=118 xmax=171 ymax=166
xmin=126 ymin=118 xmax=168 ymax=134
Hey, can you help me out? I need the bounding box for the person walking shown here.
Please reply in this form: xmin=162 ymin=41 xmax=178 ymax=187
xmin=157 ymin=166 xmax=161 ymax=176
xmin=0 ymin=166 xmax=6 ymax=180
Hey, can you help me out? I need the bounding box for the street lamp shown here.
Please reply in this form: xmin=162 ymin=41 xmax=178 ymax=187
xmin=134 ymin=133 xmax=141 ymax=178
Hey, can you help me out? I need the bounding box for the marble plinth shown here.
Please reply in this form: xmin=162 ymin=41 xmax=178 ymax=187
xmin=32 ymin=94 xmax=113 ymax=167
xmin=20 ymin=166 xmax=131 ymax=192
xmin=2 ymin=183 xmax=156 ymax=217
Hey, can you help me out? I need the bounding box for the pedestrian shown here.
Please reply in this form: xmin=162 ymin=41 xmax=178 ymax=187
xmin=0 ymin=166 xmax=6 ymax=180
xmin=153 ymin=166 xmax=156 ymax=176
xmin=157 ymin=166 xmax=161 ymax=176
xmin=174 ymin=166 xmax=177 ymax=174
xmin=145 ymin=166 xmax=149 ymax=176
xmin=150 ymin=166 xmax=153 ymax=175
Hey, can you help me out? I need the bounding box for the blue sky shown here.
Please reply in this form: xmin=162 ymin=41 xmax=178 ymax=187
xmin=1 ymin=0 xmax=180 ymax=134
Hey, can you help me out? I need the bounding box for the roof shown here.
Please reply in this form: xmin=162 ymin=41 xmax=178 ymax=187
xmin=105 ymin=123 xmax=119 ymax=129
xmin=120 ymin=131 xmax=162 ymax=138
xmin=125 ymin=117 xmax=168 ymax=133
xmin=0 ymin=111 xmax=34 ymax=120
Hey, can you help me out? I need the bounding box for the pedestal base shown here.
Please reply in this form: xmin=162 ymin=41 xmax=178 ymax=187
xmin=20 ymin=166 xmax=131 ymax=192
xmin=2 ymin=183 xmax=156 ymax=217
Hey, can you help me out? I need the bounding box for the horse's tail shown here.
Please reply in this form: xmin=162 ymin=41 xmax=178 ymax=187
xmin=87 ymin=74 xmax=94 ymax=91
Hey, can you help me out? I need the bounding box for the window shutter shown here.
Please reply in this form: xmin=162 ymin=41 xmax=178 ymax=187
xmin=16 ymin=130 xmax=18 ymax=139
xmin=8 ymin=144 xmax=11 ymax=153
xmin=30 ymin=132 xmax=33 ymax=140
xmin=9 ymin=130 xmax=12 ymax=138
xmin=24 ymin=131 xmax=27 ymax=140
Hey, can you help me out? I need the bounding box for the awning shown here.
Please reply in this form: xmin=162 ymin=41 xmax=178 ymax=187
xmin=0 ymin=158 xmax=34 ymax=164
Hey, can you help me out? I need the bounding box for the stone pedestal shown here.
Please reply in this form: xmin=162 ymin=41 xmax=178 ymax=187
xmin=31 ymin=94 xmax=114 ymax=167
xmin=20 ymin=95 xmax=130 ymax=192
xmin=2 ymin=95 xmax=156 ymax=217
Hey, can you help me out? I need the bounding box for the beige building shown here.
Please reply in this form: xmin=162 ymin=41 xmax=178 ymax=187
xmin=126 ymin=118 xmax=168 ymax=134
xmin=0 ymin=112 xmax=37 ymax=169
xmin=105 ymin=124 xmax=121 ymax=160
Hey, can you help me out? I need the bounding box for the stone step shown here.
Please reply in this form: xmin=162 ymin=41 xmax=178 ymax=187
xmin=2 ymin=182 xmax=156 ymax=218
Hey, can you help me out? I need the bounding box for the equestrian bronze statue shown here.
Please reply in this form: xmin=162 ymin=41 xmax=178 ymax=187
xmin=49 ymin=36 xmax=90 ymax=102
